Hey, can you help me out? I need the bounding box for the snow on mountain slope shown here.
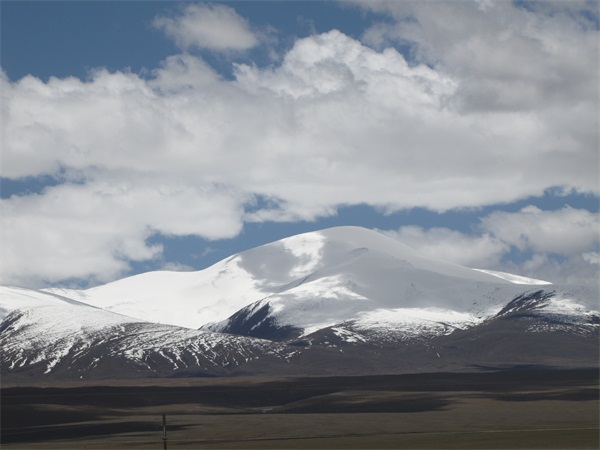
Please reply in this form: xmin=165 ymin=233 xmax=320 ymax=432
xmin=203 ymin=246 xmax=555 ymax=339
xmin=0 ymin=286 xmax=289 ymax=378
xmin=472 ymin=269 xmax=552 ymax=285
xmin=42 ymin=226 xmax=587 ymax=336
xmin=2 ymin=286 xmax=137 ymax=374
xmin=194 ymin=227 xmax=598 ymax=340
xmin=1 ymin=286 xmax=133 ymax=333
xmin=40 ymin=226 xmax=516 ymax=329
xmin=44 ymin=259 xmax=266 ymax=330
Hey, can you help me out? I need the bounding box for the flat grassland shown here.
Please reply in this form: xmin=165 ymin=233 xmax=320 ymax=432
xmin=2 ymin=369 xmax=598 ymax=449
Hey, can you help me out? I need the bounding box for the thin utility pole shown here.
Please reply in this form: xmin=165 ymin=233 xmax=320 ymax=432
xmin=162 ymin=414 xmax=168 ymax=450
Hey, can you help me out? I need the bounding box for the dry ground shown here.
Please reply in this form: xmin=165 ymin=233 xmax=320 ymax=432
xmin=2 ymin=369 xmax=598 ymax=449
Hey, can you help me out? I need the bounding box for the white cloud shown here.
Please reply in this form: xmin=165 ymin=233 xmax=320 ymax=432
xmin=511 ymin=253 xmax=599 ymax=288
xmin=583 ymin=252 xmax=600 ymax=265
xmin=356 ymin=0 xmax=599 ymax=112
xmin=380 ymin=226 xmax=509 ymax=269
xmin=1 ymin=3 xmax=599 ymax=286
xmin=480 ymin=206 xmax=599 ymax=256
xmin=1 ymin=179 xmax=247 ymax=287
xmin=4 ymin=30 xmax=596 ymax=204
xmin=381 ymin=207 xmax=600 ymax=287
xmin=160 ymin=262 xmax=195 ymax=272
xmin=153 ymin=3 xmax=259 ymax=52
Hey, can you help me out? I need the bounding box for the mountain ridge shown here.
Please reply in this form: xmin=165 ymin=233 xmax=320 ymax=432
xmin=2 ymin=226 xmax=598 ymax=381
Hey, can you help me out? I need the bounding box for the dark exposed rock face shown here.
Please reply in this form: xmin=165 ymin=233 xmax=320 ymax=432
xmin=496 ymin=290 xmax=556 ymax=317
xmin=218 ymin=302 xmax=302 ymax=341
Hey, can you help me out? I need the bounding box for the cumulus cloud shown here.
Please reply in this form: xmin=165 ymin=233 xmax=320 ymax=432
xmin=4 ymin=30 xmax=596 ymax=201
xmin=381 ymin=206 xmax=600 ymax=286
xmin=1 ymin=178 xmax=247 ymax=287
xmin=356 ymin=0 xmax=599 ymax=113
xmin=153 ymin=3 xmax=259 ymax=52
xmin=480 ymin=205 xmax=599 ymax=256
xmin=1 ymin=2 xmax=598 ymax=286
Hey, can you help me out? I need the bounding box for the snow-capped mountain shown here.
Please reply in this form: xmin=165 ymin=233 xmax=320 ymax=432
xmin=44 ymin=226 xmax=568 ymax=332
xmin=2 ymin=227 xmax=598 ymax=381
xmin=1 ymin=286 xmax=291 ymax=380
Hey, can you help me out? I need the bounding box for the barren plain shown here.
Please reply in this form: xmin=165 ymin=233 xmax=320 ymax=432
xmin=2 ymin=368 xmax=598 ymax=449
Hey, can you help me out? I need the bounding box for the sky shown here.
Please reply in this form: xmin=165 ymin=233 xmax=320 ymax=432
xmin=1 ymin=0 xmax=599 ymax=289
